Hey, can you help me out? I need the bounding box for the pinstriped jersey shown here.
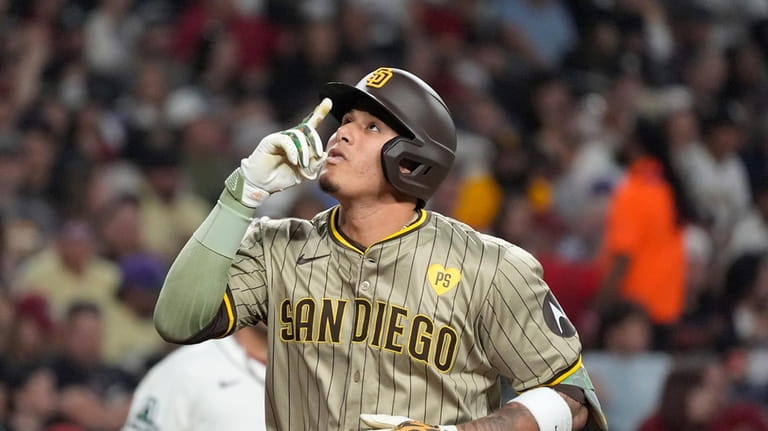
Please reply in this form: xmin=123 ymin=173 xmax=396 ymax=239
xmin=227 ymin=206 xmax=582 ymax=431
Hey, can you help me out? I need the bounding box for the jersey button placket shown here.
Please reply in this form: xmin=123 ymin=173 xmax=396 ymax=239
xmin=357 ymin=253 xmax=374 ymax=297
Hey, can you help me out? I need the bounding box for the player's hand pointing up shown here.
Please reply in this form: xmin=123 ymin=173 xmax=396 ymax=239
xmin=226 ymin=98 xmax=332 ymax=207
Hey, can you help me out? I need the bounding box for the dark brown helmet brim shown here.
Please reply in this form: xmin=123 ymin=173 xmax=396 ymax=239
xmin=319 ymin=82 xmax=414 ymax=139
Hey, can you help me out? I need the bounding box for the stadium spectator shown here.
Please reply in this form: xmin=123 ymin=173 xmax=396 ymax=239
xmin=638 ymin=357 xmax=768 ymax=431
xmin=136 ymin=148 xmax=210 ymax=262
xmin=49 ymin=302 xmax=134 ymax=431
xmin=178 ymin=114 xmax=233 ymax=204
xmin=4 ymin=362 xmax=59 ymax=431
xmin=4 ymin=294 xmax=56 ymax=369
xmin=669 ymin=224 xmax=726 ymax=352
xmin=584 ymin=301 xmax=670 ymax=431
xmin=103 ymin=254 xmax=169 ymax=370
xmin=171 ymin=0 xmax=279 ymax=74
xmin=675 ymin=108 xmax=751 ymax=253
xmin=97 ymin=195 xmax=145 ymax=263
xmin=14 ymin=219 xmax=121 ymax=320
xmin=727 ymin=178 xmax=768 ymax=264
xmin=595 ymin=119 xmax=689 ymax=347
xmin=84 ymin=0 xmax=142 ymax=78
xmin=721 ymin=253 xmax=768 ymax=348
xmin=492 ymin=0 xmax=578 ymax=69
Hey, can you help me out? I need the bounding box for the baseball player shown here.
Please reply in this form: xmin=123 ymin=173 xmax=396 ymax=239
xmin=123 ymin=325 xmax=268 ymax=431
xmin=153 ymin=67 xmax=608 ymax=430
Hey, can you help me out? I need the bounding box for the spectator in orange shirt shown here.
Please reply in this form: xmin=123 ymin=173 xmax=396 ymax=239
xmin=597 ymin=119 xmax=694 ymax=348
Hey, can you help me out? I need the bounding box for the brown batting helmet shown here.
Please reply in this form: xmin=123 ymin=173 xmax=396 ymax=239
xmin=319 ymin=67 xmax=456 ymax=205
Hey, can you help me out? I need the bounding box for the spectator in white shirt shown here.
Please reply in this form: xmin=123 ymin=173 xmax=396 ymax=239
xmin=673 ymin=109 xmax=751 ymax=248
xmin=728 ymin=178 xmax=768 ymax=264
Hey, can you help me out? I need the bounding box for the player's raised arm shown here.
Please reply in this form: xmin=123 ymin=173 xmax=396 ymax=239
xmin=153 ymin=100 xmax=331 ymax=344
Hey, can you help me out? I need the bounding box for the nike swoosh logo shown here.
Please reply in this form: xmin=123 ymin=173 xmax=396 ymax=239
xmin=297 ymin=253 xmax=330 ymax=265
xmin=218 ymin=380 xmax=239 ymax=389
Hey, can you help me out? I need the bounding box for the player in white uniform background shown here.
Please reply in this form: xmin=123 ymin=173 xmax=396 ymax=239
xmin=122 ymin=325 xmax=267 ymax=431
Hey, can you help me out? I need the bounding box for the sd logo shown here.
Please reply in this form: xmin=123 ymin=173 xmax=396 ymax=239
xmin=366 ymin=67 xmax=394 ymax=88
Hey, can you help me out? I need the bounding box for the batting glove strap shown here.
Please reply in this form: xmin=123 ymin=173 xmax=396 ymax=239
xmin=224 ymin=168 xmax=270 ymax=208
xmin=360 ymin=414 xmax=457 ymax=431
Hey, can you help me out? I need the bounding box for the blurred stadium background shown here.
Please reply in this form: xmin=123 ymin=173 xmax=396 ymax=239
xmin=1 ymin=0 xmax=768 ymax=429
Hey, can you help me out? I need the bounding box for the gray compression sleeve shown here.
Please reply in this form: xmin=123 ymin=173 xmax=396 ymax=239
xmin=153 ymin=190 xmax=254 ymax=343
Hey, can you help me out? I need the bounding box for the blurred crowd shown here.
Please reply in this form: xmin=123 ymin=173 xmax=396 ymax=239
xmin=1 ymin=0 xmax=768 ymax=429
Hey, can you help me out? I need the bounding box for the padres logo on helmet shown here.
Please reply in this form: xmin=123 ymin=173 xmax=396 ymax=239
xmin=320 ymin=67 xmax=457 ymax=206
xmin=366 ymin=67 xmax=394 ymax=88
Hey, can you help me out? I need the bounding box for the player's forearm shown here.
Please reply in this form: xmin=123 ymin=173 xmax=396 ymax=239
xmin=455 ymin=402 xmax=536 ymax=431
xmin=456 ymin=392 xmax=588 ymax=431
xmin=154 ymin=190 xmax=253 ymax=343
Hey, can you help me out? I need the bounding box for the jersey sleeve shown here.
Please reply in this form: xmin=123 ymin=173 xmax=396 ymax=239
xmin=227 ymin=218 xmax=271 ymax=329
xmin=478 ymin=245 xmax=582 ymax=391
xmin=154 ymin=192 xmax=255 ymax=344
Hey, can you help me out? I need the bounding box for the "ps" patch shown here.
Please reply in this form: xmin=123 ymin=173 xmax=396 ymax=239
xmin=366 ymin=67 xmax=394 ymax=88
xmin=427 ymin=264 xmax=461 ymax=295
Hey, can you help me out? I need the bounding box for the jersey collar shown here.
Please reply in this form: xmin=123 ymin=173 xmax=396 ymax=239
xmin=328 ymin=206 xmax=429 ymax=255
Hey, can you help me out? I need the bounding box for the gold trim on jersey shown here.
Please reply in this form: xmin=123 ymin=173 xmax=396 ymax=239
xmin=546 ymin=355 xmax=583 ymax=386
xmin=222 ymin=293 xmax=235 ymax=335
xmin=329 ymin=206 xmax=428 ymax=255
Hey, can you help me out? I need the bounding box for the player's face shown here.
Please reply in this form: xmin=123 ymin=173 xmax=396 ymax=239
xmin=319 ymin=109 xmax=398 ymax=200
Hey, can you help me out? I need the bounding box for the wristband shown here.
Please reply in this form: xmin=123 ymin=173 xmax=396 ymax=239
xmin=508 ymin=387 xmax=572 ymax=431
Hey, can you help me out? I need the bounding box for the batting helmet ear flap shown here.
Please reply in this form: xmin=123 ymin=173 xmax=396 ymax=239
xmin=381 ymin=136 xmax=454 ymax=204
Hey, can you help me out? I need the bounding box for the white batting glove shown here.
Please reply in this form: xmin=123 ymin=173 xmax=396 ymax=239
xmin=225 ymin=98 xmax=332 ymax=207
xmin=359 ymin=414 xmax=457 ymax=431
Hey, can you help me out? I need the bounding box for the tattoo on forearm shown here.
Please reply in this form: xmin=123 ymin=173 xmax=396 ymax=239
xmin=456 ymin=402 xmax=539 ymax=431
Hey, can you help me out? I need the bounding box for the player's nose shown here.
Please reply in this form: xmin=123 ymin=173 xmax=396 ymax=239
xmin=335 ymin=123 xmax=352 ymax=144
